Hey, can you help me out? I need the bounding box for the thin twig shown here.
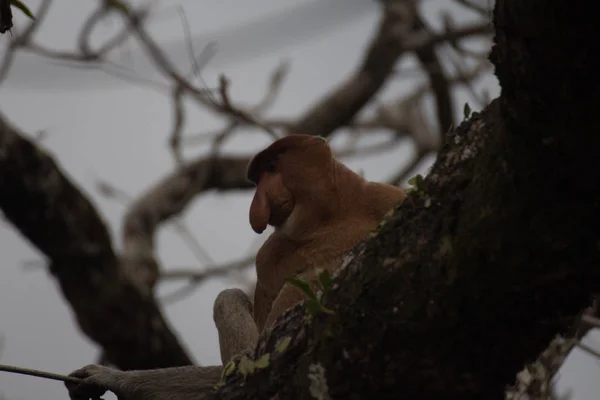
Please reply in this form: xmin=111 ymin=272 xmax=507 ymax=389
xmin=159 ymin=255 xmax=255 ymax=303
xmin=96 ymin=180 xmax=215 ymax=266
xmin=454 ymin=0 xmax=490 ymax=16
xmin=577 ymin=342 xmax=600 ymax=360
xmin=161 ymin=255 xmax=255 ymax=282
xmin=169 ymin=84 xmax=186 ymax=166
xmin=388 ymin=149 xmax=429 ymax=186
xmin=177 ymin=4 xmax=218 ymax=102
xmin=0 ymin=363 xmax=81 ymax=383
xmin=582 ymin=314 xmax=600 ymax=329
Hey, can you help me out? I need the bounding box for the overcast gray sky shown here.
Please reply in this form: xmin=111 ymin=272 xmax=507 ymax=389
xmin=0 ymin=1 xmax=598 ymax=399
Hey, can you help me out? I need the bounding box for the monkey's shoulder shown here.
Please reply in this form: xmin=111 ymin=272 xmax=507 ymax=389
xmin=255 ymin=233 xmax=341 ymax=285
xmin=255 ymin=233 xmax=298 ymax=263
xmin=256 ymin=235 xmax=303 ymax=273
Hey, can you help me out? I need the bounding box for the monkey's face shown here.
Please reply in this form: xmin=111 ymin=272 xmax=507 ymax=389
xmin=246 ymin=135 xmax=332 ymax=234
xmin=249 ymin=167 xmax=295 ymax=233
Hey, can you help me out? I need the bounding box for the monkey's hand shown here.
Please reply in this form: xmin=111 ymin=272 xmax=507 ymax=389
xmin=65 ymin=364 xmax=124 ymax=400
xmin=65 ymin=364 xmax=222 ymax=400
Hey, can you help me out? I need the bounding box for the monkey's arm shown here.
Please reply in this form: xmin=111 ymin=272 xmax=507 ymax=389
xmin=65 ymin=289 xmax=260 ymax=400
xmin=264 ymin=283 xmax=305 ymax=330
xmin=65 ymin=364 xmax=221 ymax=400
xmin=213 ymin=289 xmax=259 ymax=364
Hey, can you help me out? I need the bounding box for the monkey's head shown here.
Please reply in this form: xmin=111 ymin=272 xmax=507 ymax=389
xmin=246 ymin=134 xmax=337 ymax=235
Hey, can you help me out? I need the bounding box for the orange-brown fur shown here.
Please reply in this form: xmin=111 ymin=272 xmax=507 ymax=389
xmin=247 ymin=134 xmax=406 ymax=332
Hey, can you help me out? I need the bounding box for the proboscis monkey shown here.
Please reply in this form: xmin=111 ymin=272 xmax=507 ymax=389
xmin=247 ymin=134 xmax=406 ymax=331
xmin=63 ymin=135 xmax=404 ymax=400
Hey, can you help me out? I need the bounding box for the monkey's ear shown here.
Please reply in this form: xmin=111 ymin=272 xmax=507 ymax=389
xmin=249 ymin=178 xmax=270 ymax=233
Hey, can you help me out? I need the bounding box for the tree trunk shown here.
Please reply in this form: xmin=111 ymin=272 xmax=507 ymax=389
xmin=216 ymin=0 xmax=600 ymax=398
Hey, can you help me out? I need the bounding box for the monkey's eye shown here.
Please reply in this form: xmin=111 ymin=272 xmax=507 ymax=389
xmin=265 ymin=160 xmax=277 ymax=173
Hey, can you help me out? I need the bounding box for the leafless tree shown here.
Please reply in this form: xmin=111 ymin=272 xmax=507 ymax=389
xmin=1 ymin=0 xmax=598 ymax=398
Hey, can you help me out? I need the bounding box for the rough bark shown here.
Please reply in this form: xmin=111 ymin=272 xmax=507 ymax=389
xmin=212 ymin=0 xmax=600 ymax=398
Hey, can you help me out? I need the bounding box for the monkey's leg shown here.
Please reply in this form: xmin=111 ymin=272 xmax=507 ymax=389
xmin=213 ymin=288 xmax=259 ymax=364
xmin=65 ymin=364 xmax=221 ymax=400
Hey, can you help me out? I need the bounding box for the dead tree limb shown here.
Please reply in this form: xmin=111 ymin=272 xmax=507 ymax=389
xmin=0 ymin=113 xmax=192 ymax=369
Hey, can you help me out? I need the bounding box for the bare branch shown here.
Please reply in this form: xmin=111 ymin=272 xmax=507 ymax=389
xmin=158 ymin=256 xmax=255 ymax=304
xmin=0 ymin=112 xmax=192 ymax=369
xmin=169 ymin=85 xmax=186 ymax=165
xmin=96 ymin=179 xmax=215 ymax=270
xmin=290 ymin=5 xmax=490 ymax=137
xmin=388 ymin=149 xmax=429 ymax=186
xmin=121 ymin=156 xmax=253 ymax=292
xmin=453 ymin=0 xmax=491 ymax=17
xmin=162 ymin=255 xmax=256 ymax=283
xmin=288 ymin=2 xmax=415 ymax=137
xmin=0 ymin=0 xmax=53 ymax=84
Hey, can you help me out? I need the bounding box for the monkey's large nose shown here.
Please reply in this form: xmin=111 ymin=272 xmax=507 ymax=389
xmin=249 ymin=185 xmax=270 ymax=234
xmin=249 ymin=203 xmax=269 ymax=234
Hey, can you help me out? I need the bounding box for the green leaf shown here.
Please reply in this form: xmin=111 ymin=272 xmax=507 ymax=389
xmin=287 ymin=276 xmax=317 ymax=301
xmin=10 ymin=0 xmax=35 ymax=20
xmin=463 ymin=102 xmax=471 ymax=119
xmin=306 ymin=299 xmax=323 ymax=316
xmin=276 ymin=336 xmax=292 ymax=353
xmin=255 ymin=353 xmax=270 ymax=369
xmin=317 ymin=268 xmax=333 ymax=291
xmin=320 ymin=305 xmax=335 ymax=315
xmin=416 ymin=174 xmax=424 ymax=187
xmin=408 ymin=174 xmax=424 ymax=190
xmin=221 ymin=360 xmax=236 ymax=379
xmin=237 ymin=356 xmax=255 ymax=376
xmin=306 ymin=299 xmax=334 ymax=316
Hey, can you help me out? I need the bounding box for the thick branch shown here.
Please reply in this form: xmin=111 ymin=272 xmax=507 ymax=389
xmin=413 ymin=12 xmax=454 ymax=136
xmin=122 ymin=156 xmax=253 ymax=292
xmin=0 ymin=114 xmax=192 ymax=370
xmin=288 ymin=2 xmax=414 ymax=137
xmin=290 ymin=3 xmax=489 ymax=138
